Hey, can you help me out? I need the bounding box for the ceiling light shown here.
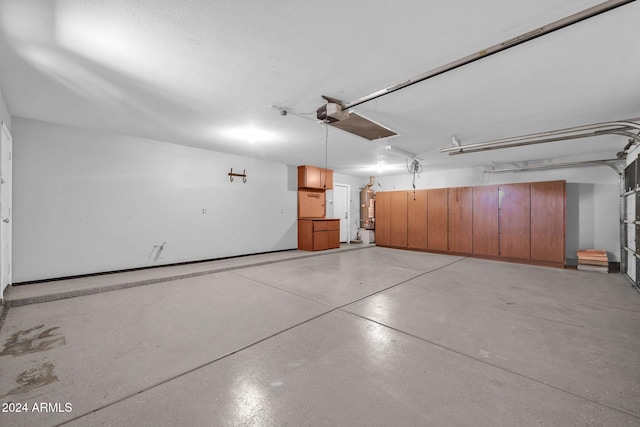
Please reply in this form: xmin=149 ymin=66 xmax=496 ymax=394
xmin=385 ymin=145 xmax=419 ymax=159
xmin=222 ymin=126 xmax=276 ymax=143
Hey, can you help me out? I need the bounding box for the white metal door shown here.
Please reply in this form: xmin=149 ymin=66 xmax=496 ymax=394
xmin=0 ymin=122 xmax=12 ymax=299
xmin=334 ymin=184 xmax=349 ymax=243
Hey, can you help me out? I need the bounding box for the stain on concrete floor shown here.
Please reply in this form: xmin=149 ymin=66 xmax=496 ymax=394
xmin=1 ymin=362 xmax=59 ymax=398
xmin=0 ymin=324 xmax=66 ymax=357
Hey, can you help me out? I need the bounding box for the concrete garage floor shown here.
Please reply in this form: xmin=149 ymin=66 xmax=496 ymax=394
xmin=0 ymin=246 xmax=639 ymax=426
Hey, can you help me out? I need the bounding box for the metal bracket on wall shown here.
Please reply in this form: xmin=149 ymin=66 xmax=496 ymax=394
xmin=228 ymin=168 xmax=247 ymax=183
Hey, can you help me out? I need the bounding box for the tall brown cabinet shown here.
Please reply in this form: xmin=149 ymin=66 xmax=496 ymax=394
xmin=427 ymin=189 xmax=448 ymax=252
xmin=530 ymin=181 xmax=565 ymax=263
xmin=375 ymin=180 xmax=566 ymax=268
xmin=408 ymin=190 xmax=428 ymax=250
xmin=499 ymin=183 xmax=531 ymax=260
xmin=448 ymin=187 xmax=473 ymax=254
xmin=472 ymin=185 xmax=499 ymax=257
xmin=390 ymin=192 xmax=408 ymax=248
xmin=375 ymin=192 xmax=391 ymax=247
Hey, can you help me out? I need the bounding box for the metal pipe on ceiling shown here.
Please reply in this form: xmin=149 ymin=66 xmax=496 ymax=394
xmin=343 ymin=0 xmax=635 ymax=110
xmin=440 ymin=120 xmax=640 ymax=155
xmin=384 ymin=145 xmax=419 ymax=159
xmin=442 ymin=120 xmax=640 ymax=152
xmin=444 ymin=129 xmax=637 ymax=154
xmin=607 ymin=130 xmax=640 ymax=141
xmin=483 ymin=158 xmax=623 ymax=174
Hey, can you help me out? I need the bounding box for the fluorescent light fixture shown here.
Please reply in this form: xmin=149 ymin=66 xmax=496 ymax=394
xmin=384 ymin=145 xmax=419 ymax=159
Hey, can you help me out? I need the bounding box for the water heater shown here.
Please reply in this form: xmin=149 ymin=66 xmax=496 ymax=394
xmin=360 ymin=176 xmax=375 ymax=230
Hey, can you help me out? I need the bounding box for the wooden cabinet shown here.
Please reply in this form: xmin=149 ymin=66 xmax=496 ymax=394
xmin=390 ymin=191 xmax=408 ymax=248
xmin=427 ymin=188 xmax=448 ymax=252
xmin=376 ymin=180 xmax=565 ymax=268
xmin=530 ymin=181 xmax=565 ymax=264
xmin=448 ymin=187 xmax=473 ymax=254
xmin=473 ymin=185 xmax=499 ymax=256
xmin=298 ymin=219 xmax=340 ymax=251
xmin=298 ymin=165 xmax=333 ymax=190
xmin=328 ymin=229 xmax=340 ymax=249
xmin=297 ymin=164 xmax=336 ymax=252
xmin=408 ymin=190 xmax=428 ymax=250
xmin=375 ymin=192 xmax=391 ymax=246
xmin=298 ymin=190 xmax=325 ymax=218
xmin=499 ymin=183 xmax=531 ymax=259
xmin=320 ymin=168 xmax=333 ymax=190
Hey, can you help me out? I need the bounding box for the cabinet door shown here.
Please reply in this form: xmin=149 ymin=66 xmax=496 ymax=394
xmin=297 ymin=220 xmax=314 ymax=251
xmin=298 ymin=190 xmax=325 ymax=218
xmin=319 ymin=169 xmax=333 ymax=189
xmin=407 ymin=190 xmax=428 ymax=250
xmin=313 ymin=231 xmax=329 ymax=251
xmin=473 ymin=185 xmax=499 ymax=256
xmin=531 ymin=181 xmax=565 ymax=263
xmin=375 ymin=192 xmax=391 ymax=246
xmin=427 ymin=188 xmax=448 ymax=251
xmin=298 ymin=166 xmax=320 ymax=189
xmin=298 ymin=165 xmax=333 ymax=189
xmin=390 ymin=191 xmax=408 ymax=248
xmin=328 ymin=230 xmax=340 ymax=249
xmin=499 ymin=183 xmax=530 ymax=259
xmin=448 ymin=187 xmax=473 ymax=254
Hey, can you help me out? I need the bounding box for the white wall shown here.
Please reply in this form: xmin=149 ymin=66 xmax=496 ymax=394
xmin=13 ymin=115 xmax=620 ymax=281
xmin=377 ymin=164 xmax=621 ymax=262
xmin=0 ymin=88 xmax=11 ymax=132
xmin=13 ymin=118 xmax=307 ymax=282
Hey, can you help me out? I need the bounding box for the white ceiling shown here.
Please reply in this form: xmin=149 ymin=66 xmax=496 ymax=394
xmin=0 ymin=0 xmax=638 ymax=177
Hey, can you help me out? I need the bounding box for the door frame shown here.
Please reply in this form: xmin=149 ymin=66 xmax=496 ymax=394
xmin=334 ymin=183 xmax=350 ymax=243
xmin=0 ymin=121 xmax=12 ymax=301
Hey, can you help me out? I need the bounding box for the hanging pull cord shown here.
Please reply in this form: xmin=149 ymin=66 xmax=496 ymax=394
xmin=406 ymin=158 xmax=423 ymax=200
